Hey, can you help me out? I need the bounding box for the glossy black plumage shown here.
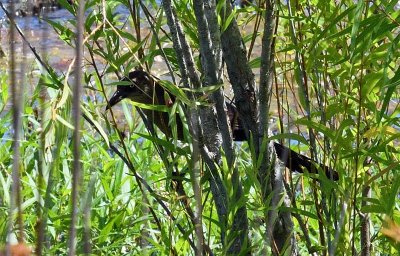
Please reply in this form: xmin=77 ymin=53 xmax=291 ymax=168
xmin=107 ymin=70 xmax=339 ymax=181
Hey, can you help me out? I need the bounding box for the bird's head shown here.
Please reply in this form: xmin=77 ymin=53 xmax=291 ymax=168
xmin=106 ymin=70 xmax=156 ymax=110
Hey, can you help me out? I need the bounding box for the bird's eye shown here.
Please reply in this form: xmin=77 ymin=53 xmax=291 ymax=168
xmin=132 ymin=78 xmax=139 ymax=85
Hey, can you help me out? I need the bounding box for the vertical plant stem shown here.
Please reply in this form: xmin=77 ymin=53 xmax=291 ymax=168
xmin=36 ymin=6 xmax=51 ymax=255
xmin=361 ymin=170 xmax=371 ymax=256
xmin=259 ymin=0 xmax=276 ymax=249
xmin=190 ymin=114 xmax=204 ymax=256
xmin=163 ymin=0 xmax=231 ymax=253
xmin=351 ymin=2 xmax=366 ymax=254
xmin=221 ymin=0 xmax=258 ymax=147
xmin=6 ymin=0 xmax=24 ymax=251
xmin=161 ymin=2 xmax=204 ymax=254
xmin=68 ymin=0 xmax=85 ymax=254
xmin=260 ymin=0 xmax=296 ymax=254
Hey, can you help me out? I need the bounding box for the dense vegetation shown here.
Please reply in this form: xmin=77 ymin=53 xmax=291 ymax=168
xmin=1 ymin=0 xmax=399 ymax=255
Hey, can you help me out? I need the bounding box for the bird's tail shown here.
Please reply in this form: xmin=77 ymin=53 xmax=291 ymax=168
xmin=273 ymin=142 xmax=339 ymax=181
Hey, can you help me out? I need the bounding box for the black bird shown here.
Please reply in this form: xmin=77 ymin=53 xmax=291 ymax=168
xmin=107 ymin=70 xmax=339 ymax=181
xmin=107 ymin=70 xmax=184 ymax=140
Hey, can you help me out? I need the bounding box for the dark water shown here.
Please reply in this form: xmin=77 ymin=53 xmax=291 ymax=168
xmin=0 ymin=1 xmax=170 ymax=133
xmin=0 ymin=2 xmax=138 ymax=72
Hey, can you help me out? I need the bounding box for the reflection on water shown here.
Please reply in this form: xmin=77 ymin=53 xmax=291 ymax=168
xmin=0 ymin=2 xmax=166 ymax=73
xmin=0 ymin=6 xmax=76 ymax=71
xmin=0 ymin=2 xmax=171 ymax=137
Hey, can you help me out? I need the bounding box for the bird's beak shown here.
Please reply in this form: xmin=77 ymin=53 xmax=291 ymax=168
xmin=106 ymin=89 xmax=127 ymax=110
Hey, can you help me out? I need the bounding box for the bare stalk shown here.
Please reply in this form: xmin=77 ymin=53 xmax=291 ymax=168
xmin=68 ymin=0 xmax=85 ymax=254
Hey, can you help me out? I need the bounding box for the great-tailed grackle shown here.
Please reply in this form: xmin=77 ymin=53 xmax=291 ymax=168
xmin=106 ymin=70 xmax=184 ymax=140
xmin=106 ymin=70 xmax=339 ymax=181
